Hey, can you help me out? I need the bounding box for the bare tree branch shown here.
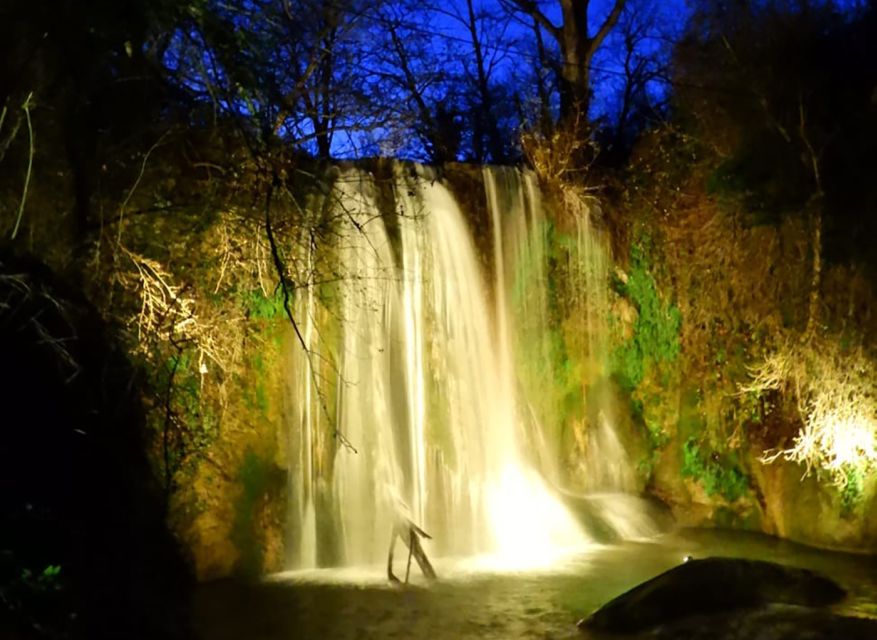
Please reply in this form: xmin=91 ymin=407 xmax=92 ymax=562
xmin=504 ymin=0 xmax=561 ymax=39
xmin=263 ymin=174 xmax=358 ymax=454
xmin=586 ymin=0 xmax=626 ymax=68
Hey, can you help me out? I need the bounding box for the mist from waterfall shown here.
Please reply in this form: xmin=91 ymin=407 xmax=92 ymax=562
xmin=285 ymin=163 xmax=656 ymax=571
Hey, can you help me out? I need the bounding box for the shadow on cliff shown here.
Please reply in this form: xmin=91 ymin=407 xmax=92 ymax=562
xmin=0 ymin=253 xmax=192 ymax=639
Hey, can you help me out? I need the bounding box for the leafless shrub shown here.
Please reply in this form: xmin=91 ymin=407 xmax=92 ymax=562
xmin=741 ymin=334 xmax=877 ymax=487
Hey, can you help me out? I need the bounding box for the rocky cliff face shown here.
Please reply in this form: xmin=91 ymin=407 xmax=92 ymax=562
xmin=599 ymin=135 xmax=877 ymax=553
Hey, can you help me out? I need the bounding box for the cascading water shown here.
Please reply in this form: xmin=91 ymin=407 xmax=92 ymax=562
xmin=484 ymin=167 xmax=665 ymax=541
xmin=285 ymin=163 xmax=661 ymax=572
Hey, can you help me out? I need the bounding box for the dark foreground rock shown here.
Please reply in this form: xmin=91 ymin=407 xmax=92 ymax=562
xmin=579 ymin=557 xmax=847 ymax=634
xmin=630 ymin=605 xmax=877 ymax=640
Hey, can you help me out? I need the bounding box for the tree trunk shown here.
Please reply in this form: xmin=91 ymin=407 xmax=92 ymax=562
xmin=531 ymin=17 xmax=555 ymax=138
xmin=559 ymin=0 xmax=592 ymax=121
xmin=512 ymin=0 xmax=626 ymax=128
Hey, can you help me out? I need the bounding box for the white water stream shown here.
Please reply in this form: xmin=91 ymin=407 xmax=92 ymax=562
xmin=285 ymin=164 xmax=656 ymax=571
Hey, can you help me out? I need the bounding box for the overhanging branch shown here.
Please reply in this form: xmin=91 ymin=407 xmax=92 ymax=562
xmin=263 ymin=174 xmax=358 ymax=454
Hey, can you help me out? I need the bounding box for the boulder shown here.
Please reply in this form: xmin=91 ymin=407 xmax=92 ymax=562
xmin=633 ymin=604 xmax=877 ymax=640
xmin=579 ymin=557 xmax=846 ymax=634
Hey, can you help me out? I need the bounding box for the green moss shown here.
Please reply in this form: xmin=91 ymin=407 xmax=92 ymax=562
xmin=646 ymin=420 xmax=670 ymax=451
xmin=248 ymin=353 xmax=268 ymax=413
xmin=231 ymin=449 xmax=271 ymax=576
xmin=840 ymin=467 xmax=866 ymax=518
xmin=241 ymin=287 xmax=287 ymax=320
xmin=611 ymin=242 xmax=682 ymax=391
xmin=630 ymin=397 xmax=644 ymax=421
xmin=244 ymin=346 xmax=275 ymax=416
xmin=681 ymin=437 xmax=749 ymax=502
xmin=637 ymin=417 xmax=670 ymax=482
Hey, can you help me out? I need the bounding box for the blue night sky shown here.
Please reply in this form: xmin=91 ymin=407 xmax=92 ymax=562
xmin=416 ymin=0 xmax=691 ymax=120
xmin=161 ymin=0 xmax=873 ymax=158
xmin=313 ymin=0 xmax=866 ymax=158
xmin=325 ymin=0 xmax=694 ymax=158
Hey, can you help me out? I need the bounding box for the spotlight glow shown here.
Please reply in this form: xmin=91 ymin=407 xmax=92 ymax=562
xmin=485 ymin=464 xmax=588 ymax=570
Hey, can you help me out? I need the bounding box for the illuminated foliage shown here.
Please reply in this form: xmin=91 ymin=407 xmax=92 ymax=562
xmin=742 ymin=335 xmax=877 ymax=489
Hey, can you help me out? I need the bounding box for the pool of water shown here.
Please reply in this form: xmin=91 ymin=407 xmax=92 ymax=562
xmin=194 ymin=529 xmax=877 ymax=640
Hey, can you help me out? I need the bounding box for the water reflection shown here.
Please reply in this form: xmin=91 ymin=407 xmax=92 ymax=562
xmin=196 ymin=529 xmax=877 ymax=640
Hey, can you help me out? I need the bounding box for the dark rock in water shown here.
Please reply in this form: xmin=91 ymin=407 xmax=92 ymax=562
xmin=580 ymin=557 xmax=846 ymax=634
xmin=635 ymin=605 xmax=877 ymax=640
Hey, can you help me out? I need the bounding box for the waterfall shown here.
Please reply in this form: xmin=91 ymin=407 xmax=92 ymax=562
xmin=484 ymin=167 xmax=664 ymax=540
xmin=483 ymin=167 xmax=627 ymax=487
xmin=285 ymin=163 xmax=658 ymax=571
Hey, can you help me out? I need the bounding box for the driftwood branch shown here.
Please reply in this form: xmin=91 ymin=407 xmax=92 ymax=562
xmin=387 ymin=516 xmax=436 ymax=584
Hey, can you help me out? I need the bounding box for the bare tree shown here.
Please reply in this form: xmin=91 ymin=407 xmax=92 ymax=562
xmin=371 ymin=1 xmax=462 ymax=163
xmin=430 ymin=0 xmax=513 ymax=162
xmin=504 ymin=0 xmax=627 ymax=124
xmin=607 ymin=0 xmax=673 ymax=151
xmin=272 ymin=0 xmax=386 ymax=158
